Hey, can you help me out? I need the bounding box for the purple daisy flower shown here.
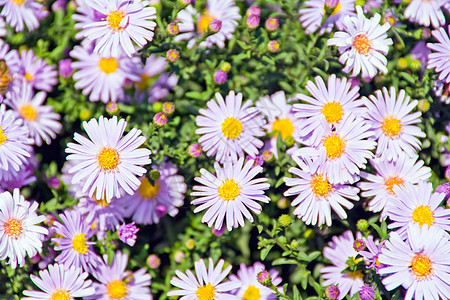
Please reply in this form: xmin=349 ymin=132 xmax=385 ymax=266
xmin=0 ymin=0 xmax=46 ymax=32
xmin=358 ymin=155 xmax=431 ymax=219
xmin=428 ymin=26 xmax=450 ymax=84
xmin=363 ymin=87 xmax=425 ymax=161
xmin=51 ymin=209 xmax=101 ymax=272
xmin=284 ymin=151 xmax=360 ymax=226
xmin=72 ymin=0 xmax=104 ymax=39
xmin=387 ymin=181 xmax=450 ymax=239
xmin=404 ymin=0 xmax=446 ymax=28
xmin=299 ymin=0 xmax=356 ymax=34
xmin=23 ymin=263 xmax=95 ymax=299
xmin=379 ymin=224 xmax=450 ymax=300
xmin=358 ymin=235 xmax=387 ymax=273
xmin=8 ymin=82 xmax=61 ymax=146
xmin=168 ymin=257 xmax=240 ymax=299
xmin=0 ymin=157 xmax=36 ymax=192
xmin=327 ymin=6 xmax=392 ymax=79
xmin=294 ymin=74 xmax=365 ymax=146
xmin=65 ymin=115 xmax=152 ymax=202
xmin=300 ymin=113 xmax=376 ymax=184
xmin=70 ymin=41 xmax=140 ymax=103
xmin=87 ymin=251 xmax=151 ymax=299
xmin=196 ymin=91 xmax=265 ymax=163
xmin=0 ymin=189 xmax=48 ymax=269
xmin=15 ymin=49 xmax=57 ymax=92
xmin=120 ymin=161 xmax=186 ymax=225
xmin=80 ymin=0 xmax=157 ymax=58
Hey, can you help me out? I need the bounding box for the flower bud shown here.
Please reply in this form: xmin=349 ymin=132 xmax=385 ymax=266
xmin=267 ymin=40 xmax=280 ymax=52
xmin=174 ymin=250 xmax=185 ymax=263
xmin=155 ymin=204 xmax=167 ymax=217
xmin=106 ymin=102 xmax=118 ymax=114
xmin=188 ymin=144 xmax=202 ymax=157
xmin=58 ymin=59 xmax=72 ymax=77
xmin=166 ymin=49 xmax=179 ymax=62
xmin=256 ymin=270 xmax=272 ymax=287
xmin=186 ymin=238 xmax=195 ymax=250
xmin=209 ymin=19 xmax=222 ymax=33
xmin=167 ymin=22 xmax=179 ymax=35
xmin=246 ymin=14 xmax=259 ymax=29
xmin=214 ymin=69 xmax=227 ymax=84
xmin=261 ymin=150 xmax=274 ymax=162
xmin=265 ymin=17 xmax=279 ymax=31
xmin=246 ymin=5 xmax=260 ymax=16
xmin=278 ymin=214 xmax=291 ymax=227
xmin=359 ymin=285 xmax=375 ymax=300
xmin=147 ymin=254 xmax=161 ymax=268
xmin=220 ymin=62 xmax=231 ymax=72
xmin=326 ymin=285 xmax=340 ymax=299
xmin=356 ymin=219 xmax=369 ymax=232
xmin=48 ymin=176 xmax=61 ymax=189
xmin=153 ymin=112 xmax=167 ymax=126
xmin=162 ymin=102 xmax=175 ymax=114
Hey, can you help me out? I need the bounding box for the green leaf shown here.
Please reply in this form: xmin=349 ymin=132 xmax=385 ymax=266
xmin=272 ymin=258 xmax=298 ymax=266
xmin=399 ymin=72 xmax=415 ymax=84
xmin=293 ymin=285 xmax=301 ymax=300
xmin=260 ymin=244 xmax=274 ymax=261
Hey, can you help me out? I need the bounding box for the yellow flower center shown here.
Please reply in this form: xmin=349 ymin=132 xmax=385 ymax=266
xmin=25 ymin=72 xmax=34 ymax=81
xmin=347 ymin=270 xmax=363 ymax=279
xmin=51 ymin=290 xmax=70 ymax=300
xmin=196 ymin=283 xmax=215 ymax=300
xmin=323 ymin=133 xmax=346 ymax=160
xmin=0 ymin=127 xmax=7 ymax=145
xmin=310 ymin=174 xmax=332 ymax=198
xmin=107 ymin=10 xmax=126 ymax=31
xmin=272 ymin=118 xmax=294 ymax=140
xmin=381 ymin=116 xmax=402 ymax=139
xmin=222 ymin=117 xmax=243 ymax=140
xmin=322 ymin=102 xmax=343 ymax=124
xmin=218 ymin=179 xmax=240 ymax=201
xmin=412 ymin=205 xmax=434 ymax=227
xmin=384 ymin=176 xmax=404 ymax=195
xmin=93 ymin=194 xmax=110 ymax=207
xmin=139 ymin=178 xmax=160 ymax=199
xmin=107 ymin=280 xmax=128 ymax=299
xmin=72 ymin=233 xmax=88 ymax=254
xmin=243 ymin=285 xmax=261 ymax=300
xmin=97 ymin=147 xmax=120 ymax=172
xmin=99 ymin=57 xmax=119 ymax=74
xmin=353 ymin=34 xmax=371 ymax=54
xmin=410 ymin=253 xmax=432 ymax=279
xmin=4 ymin=218 xmax=23 ymax=239
xmin=19 ymin=104 xmax=38 ymax=121
xmin=197 ymin=12 xmax=215 ymax=34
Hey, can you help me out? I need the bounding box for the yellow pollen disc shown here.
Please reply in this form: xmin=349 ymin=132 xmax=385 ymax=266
xmin=197 ymin=12 xmax=215 ymax=34
xmin=51 ymin=290 xmax=70 ymax=300
xmin=139 ymin=178 xmax=160 ymax=199
xmin=353 ymin=34 xmax=371 ymax=54
xmin=347 ymin=270 xmax=363 ymax=280
xmin=381 ymin=116 xmax=402 ymax=139
xmin=19 ymin=104 xmax=38 ymax=121
xmin=196 ymin=283 xmax=215 ymax=300
xmin=93 ymin=194 xmax=110 ymax=207
xmin=410 ymin=253 xmax=432 ymax=278
xmin=243 ymin=285 xmax=261 ymax=300
xmin=310 ymin=174 xmax=332 ymax=198
xmin=412 ymin=205 xmax=435 ymax=227
xmin=24 ymin=72 xmax=34 ymax=81
xmin=99 ymin=57 xmax=119 ymax=74
xmin=107 ymin=10 xmax=126 ymax=31
xmin=0 ymin=126 xmax=7 ymax=145
xmin=323 ymin=133 xmax=346 ymax=160
xmin=97 ymin=147 xmax=120 ymax=172
xmin=222 ymin=117 xmax=243 ymax=140
xmin=272 ymin=118 xmax=294 ymax=140
xmin=218 ymin=179 xmax=240 ymax=201
xmin=322 ymin=102 xmax=343 ymax=124
xmin=4 ymin=218 xmax=23 ymax=239
xmin=72 ymin=233 xmax=88 ymax=254
xmin=107 ymin=280 xmax=128 ymax=299
xmin=384 ymin=176 xmax=404 ymax=195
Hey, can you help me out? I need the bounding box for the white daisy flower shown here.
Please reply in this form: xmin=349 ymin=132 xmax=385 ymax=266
xmin=404 ymin=0 xmax=446 ymax=28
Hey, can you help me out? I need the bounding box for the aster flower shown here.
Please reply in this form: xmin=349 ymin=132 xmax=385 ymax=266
xmin=22 ymin=263 xmax=95 ymax=299
xmin=72 ymin=0 xmax=103 ymax=39
xmin=7 ymin=82 xmax=61 ymax=146
xmin=87 ymin=251 xmax=151 ymax=300
xmin=386 ymin=181 xmax=450 ymax=239
xmin=65 ymin=115 xmax=151 ymax=202
xmin=15 ymin=49 xmax=57 ymax=92
xmin=0 ymin=104 xmax=33 ymax=172
xmin=294 ymin=74 xmax=365 ymax=146
xmin=299 ymin=0 xmax=356 ymax=34
xmin=358 ymin=235 xmax=386 ymax=273
xmin=327 ymin=6 xmax=393 ymax=78
xmin=378 ymin=224 xmax=450 ymax=300
xmin=321 ymin=231 xmax=364 ymax=299
xmin=0 ymin=157 xmax=36 ymax=192
xmin=362 ymin=87 xmax=425 ymax=161
xmin=427 ymin=26 xmax=450 ymax=84
xmin=70 ymin=41 xmax=140 ymax=103
xmin=168 ymin=257 xmax=240 ymax=299
xmin=174 ymin=0 xmax=241 ymax=49
xmin=300 ymin=114 xmax=376 ymax=184
xmin=0 ymin=189 xmax=48 ymax=269
xmin=0 ymin=0 xmax=46 ymax=32
xmin=284 ymin=151 xmax=360 ymax=226
xmin=404 ymin=0 xmax=445 ymax=28
xmin=227 ymin=262 xmax=283 ymax=299
xmin=80 ymin=0 xmax=157 ymax=58
xmin=196 ymin=91 xmax=265 ymax=163
xmin=358 ymin=155 xmax=431 ymax=219
xmin=191 ymin=157 xmax=270 ymax=231
xmin=120 ymin=162 xmax=186 ymax=225
xmin=52 ymin=210 xmax=100 ymax=272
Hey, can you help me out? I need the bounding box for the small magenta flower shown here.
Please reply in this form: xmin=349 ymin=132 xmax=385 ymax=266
xmin=47 ymin=176 xmax=61 ymax=189
xmin=247 ymin=5 xmax=261 ymax=16
xmin=167 ymin=22 xmax=179 ymax=35
xmin=188 ymin=144 xmax=203 ymax=157
xmin=106 ymin=102 xmax=118 ymax=114
xmin=256 ymin=270 xmax=272 ymax=287
xmin=58 ymin=59 xmax=73 ymax=78
xmin=166 ymin=49 xmax=179 ymax=62
xmin=162 ymin=102 xmax=175 ymax=114
xmin=154 ymin=112 xmax=167 ymax=126
xmin=265 ymin=17 xmax=279 ymax=31
xmin=359 ymin=285 xmax=375 ymax=300
xmin=214 ymin=69 xmax=227 ymax=84
xmin=268 ymin=40 xmax=280 ymax=52
xmin=354 ymin=239 xmax=366 ymax=251
xmin=147 ymin=254 xmax=161 ymax=268
xmin=118 ymin=222 xmax=139 ymax=247
xmin=209 ymin=19 xmax=222 ymax=33
xmin=326 ymin=285 xmax=340 ymax=299
xmin=262 ymin=150 xmax=274 ymax=162
xmin=247 ymin=14 xmax=260 ymax=29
